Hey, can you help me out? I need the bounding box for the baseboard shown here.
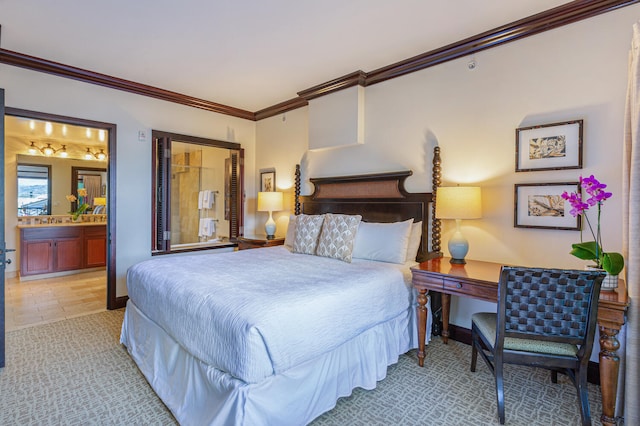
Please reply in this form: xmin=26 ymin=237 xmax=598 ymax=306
xmin=110 ymin=295 xmax=128 ymax=310
xmin=447 ymin=324 xmax=600 ymax=385
xmin=19 ymin=267 xmax=105 ymax=282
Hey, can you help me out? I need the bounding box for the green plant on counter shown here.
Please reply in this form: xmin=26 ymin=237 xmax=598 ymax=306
xmin=66 ymin=193 xmax=90 ymax=221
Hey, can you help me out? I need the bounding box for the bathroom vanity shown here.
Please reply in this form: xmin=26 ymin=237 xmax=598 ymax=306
xmin=18 ymin=219 xmax=107 ymax=278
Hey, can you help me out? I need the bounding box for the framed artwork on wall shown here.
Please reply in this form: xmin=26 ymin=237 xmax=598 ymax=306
xmin=260 ymin=170 xmax=276 ymax=192
xmin=514 ymin=182 xmax=581 ymax=230
xmin=515 ymin=119 xmax=583 ymax=172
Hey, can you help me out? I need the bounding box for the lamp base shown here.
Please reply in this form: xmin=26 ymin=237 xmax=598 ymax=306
xmin=264 ymin=212 xmax=276 ymax=240
xmin=447 ymin=220 xmax=469 ymax=265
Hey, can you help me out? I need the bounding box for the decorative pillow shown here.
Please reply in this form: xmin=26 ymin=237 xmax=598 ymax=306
xmin=292 ymin=214 xmax=325 ymax=255
xmin=405 ymin=221 xmax=422 ymax=262
xmin=316 ymin=213 xmax=362 ymax=262
xmin=351 ymin=219 xmax=413 ymax=264
xmin=284 ymin=214 xmax=297 ymax=249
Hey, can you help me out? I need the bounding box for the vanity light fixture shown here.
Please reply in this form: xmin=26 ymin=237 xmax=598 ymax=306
xmin=29 ymin=141 xmax=68 ymax=157
xmin=85 ymin=147 xmax=107 ymax=161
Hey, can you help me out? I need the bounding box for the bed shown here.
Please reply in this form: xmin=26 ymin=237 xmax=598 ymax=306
xmin=120 ymin=155 xmax=443 ymax=425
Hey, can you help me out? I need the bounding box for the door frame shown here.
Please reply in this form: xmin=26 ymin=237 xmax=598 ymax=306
xmin=1 ymin=88 xmax=6 ymax=367
xmin=4 ymin=107 xmax=120 ymax=309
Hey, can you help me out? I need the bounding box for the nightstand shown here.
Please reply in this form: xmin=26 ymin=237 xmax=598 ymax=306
xmin=237 ymin=235 xmax=285 ymax=250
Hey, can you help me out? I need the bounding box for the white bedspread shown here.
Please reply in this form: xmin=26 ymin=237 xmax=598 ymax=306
xmin=126 ymin=246 xmax=414 ymax=384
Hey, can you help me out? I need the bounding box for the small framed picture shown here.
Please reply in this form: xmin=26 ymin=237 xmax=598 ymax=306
xmin=515 ymin=120 xmax=583 ymax=172
xmin=514 ymin=182 xmax=581 ymax=230
xmin=260 ymin=170 xmax=276 ymax=192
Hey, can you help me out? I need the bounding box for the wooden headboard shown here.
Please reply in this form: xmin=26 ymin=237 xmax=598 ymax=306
xmin=294 ymin=147 xmax=443 ymax=262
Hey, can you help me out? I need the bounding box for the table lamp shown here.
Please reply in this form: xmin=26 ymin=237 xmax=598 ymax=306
xmin=435 ymin=186 xmax=482 ymax=264
xmin=257 ymin=191 xmax=283 ymax=239
xmin=93 ymin=197 xmax=106 ymax=214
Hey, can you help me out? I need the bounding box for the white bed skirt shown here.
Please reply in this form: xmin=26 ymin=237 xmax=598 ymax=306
xmin=121 ymin=299 xmax=431 ymax=426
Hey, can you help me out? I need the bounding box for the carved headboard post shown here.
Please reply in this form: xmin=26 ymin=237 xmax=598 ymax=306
xmin=294 ymin=164 xmax=301 ymax=215
xmin=431 ymin=146 xmax=442 ymax=257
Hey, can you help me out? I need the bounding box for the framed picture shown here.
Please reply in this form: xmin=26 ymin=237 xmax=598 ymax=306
xmin=515 ymin=120 xmax=583 ymax=172
xmin=260 ymin=170 xmax=276 ymax=192
xmin=514 ymin=182 xmax=581 ymax=230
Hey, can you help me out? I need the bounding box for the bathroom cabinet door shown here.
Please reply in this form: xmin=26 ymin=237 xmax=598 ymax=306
xmin=84 ymin=226 xmax=107 ymax=267
xmin=21 ymin=239 xmax=54 ymax=275
xmin=54 ymin=236 xmax=83 ymax=271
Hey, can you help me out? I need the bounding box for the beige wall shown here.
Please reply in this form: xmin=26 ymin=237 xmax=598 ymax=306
xmin=255 ymin=5 xmax=640 ymax=328
xmin=1 ymin=66 xmax=257 ymax=296
xmin=255 ymin=107 xmax=309 ymax=237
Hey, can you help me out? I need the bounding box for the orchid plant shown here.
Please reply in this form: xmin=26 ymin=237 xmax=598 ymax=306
xmin=561 ymin=175 xmax=624 ymax=276
xmin=66 ymin=188 xmax=90 ymax=221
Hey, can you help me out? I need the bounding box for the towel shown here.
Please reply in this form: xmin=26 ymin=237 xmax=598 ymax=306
xmin=205 ymin=190 xmax=214 ymax=209
xmin=198 ymin=218 xmax=216 ymax=237
xmin=199 ymin=190 xmax=215 ymax=209
xmin=198 ymin=218 xmax=208 ymax=237
xmin=202 ymin=191 xmax=210 ymax=209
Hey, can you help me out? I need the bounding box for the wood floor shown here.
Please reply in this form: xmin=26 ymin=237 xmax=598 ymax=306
xmin=4 ymin=270 xmax=106 ymax=331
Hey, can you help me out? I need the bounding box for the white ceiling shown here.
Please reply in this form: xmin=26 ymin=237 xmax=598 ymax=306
xmin=2 ymin=0 xmax=571 ymax=112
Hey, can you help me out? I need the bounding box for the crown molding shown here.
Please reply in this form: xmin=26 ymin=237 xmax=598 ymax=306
xmin=297 ymin=70 xmax=367 ymax=101
xmin=0 ymin=48 xmax=255 ymax=120
xmin=0 ymin=0 xmax=637 ymax=122
xmin=365 ymin=0 xmax=638 ymax=85
xmin=254 ymin=97 xmax=309 ymax=121
xmin=252 ymin=0 xmax=640 ymax=120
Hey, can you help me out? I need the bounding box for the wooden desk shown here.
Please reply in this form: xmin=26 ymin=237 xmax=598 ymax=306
xmin=411 ymin=257 xmax=629 ymax=426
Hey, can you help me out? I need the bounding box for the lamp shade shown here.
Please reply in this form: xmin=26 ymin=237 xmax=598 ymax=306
xmin=93 ymin=197 xmax=106 ymax=206
xmin=257 ymin=192 xmax=283 ymax=212
xmin=435 ymin=186 xmax=482 ymax=220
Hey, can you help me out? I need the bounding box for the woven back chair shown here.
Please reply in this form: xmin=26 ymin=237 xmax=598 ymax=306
xmin=470 ymin=266 xmax=604 ymax=425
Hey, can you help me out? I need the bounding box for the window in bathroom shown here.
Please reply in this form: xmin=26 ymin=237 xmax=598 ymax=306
xmin=17 ymin=163 xmax=51 ymax=216
xmin=152 ymin=130 xmax=244 ymax=254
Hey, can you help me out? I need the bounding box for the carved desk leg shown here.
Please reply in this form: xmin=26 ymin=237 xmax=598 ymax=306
xmin=599 ymin=325 xmax=621 ymax=426
xmin=416 ymin=289 xmax=429 ymax=367
xmin=441 ymin=293 xmax=451 ymax=344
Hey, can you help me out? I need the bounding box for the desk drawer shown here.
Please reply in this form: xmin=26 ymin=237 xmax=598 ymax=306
xmin=443 ymin=278 xmax=497 ymax=301
xmin=411 ymin=273 xmax=444 ymax=291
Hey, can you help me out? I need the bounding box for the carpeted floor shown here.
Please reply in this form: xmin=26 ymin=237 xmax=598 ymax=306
xmin=0 ymin=309 xmax=602 ymax=425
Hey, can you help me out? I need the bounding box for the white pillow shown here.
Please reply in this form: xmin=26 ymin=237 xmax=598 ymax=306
xmin=284 ymin=214 xmax=296 ymax=249
xmin=316 ymin=213 xmax=362 ymax=263
xmin=292 ymin=214 xmax=325 ymax=255
xmin=351 ymin=219 xmax=413 ymax=264
xmin=405 ymin=221 xmax=422 ymax=262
